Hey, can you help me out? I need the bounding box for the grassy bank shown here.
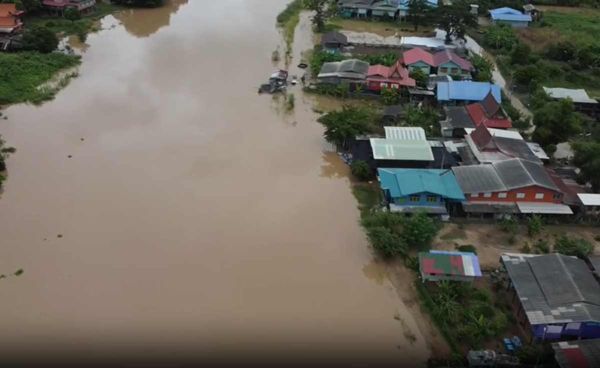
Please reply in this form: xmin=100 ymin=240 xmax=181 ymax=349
xmin=276 ymin=0 xmax=304 ymax=54
xmin=24 ymin=2 xmax=123 ymax=40
xmin=0 ymin=52 xmax=81 ymax=105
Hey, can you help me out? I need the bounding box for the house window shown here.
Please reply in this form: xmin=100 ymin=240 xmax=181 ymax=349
xmin=471 ymin=193 xmax=479 ymax=198
xmin=535 ymin=193 xmax=544 ymax=200
xmin=427 ymin=196 xmax=438 ymax=203
xmin=483 ymin=193 xmax=492 ymax=198
xmin=391 ymin=84 xmax=399 ymax=89
xmin=440 ymin=67 xmax=448 ymax=73
xmin=450 ymin=68 xmax=459 ymax=74
xmin=498 ymin=192 xmax=508 ymax=199
xmin=516 ymin=193 xmax=526 ymax=199
xmin=553 ymin=193 xmax=562 ymax=200
xmin=410 ymin=195 xmax=420 ymax=202
xmin=381 ymin=83 xmax=388 ymax=88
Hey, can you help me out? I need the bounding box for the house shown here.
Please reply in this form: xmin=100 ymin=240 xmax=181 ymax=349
xmin=366 ymin=60 xmax=415 ymax=92
xmin=351 ymin=127 xmax=457 ymax=170
xmin=441 ymin=92 xmax=512 ymax=137
xmin=437 ymin=81 xmax=501 ymax=104
xmin=321 ymin=31 xmax=348 ymax=50
xmin=452 ymin=159 xmax=573 ymax=215
xmin=317 ymin=59 xmax=369 ymax=86
xmin=0 ymin=4 xmax=24 ymax=34
xmin=501 ymin=253 xmax=600 ymax=341
xmin=543 ymin=87 xmax=600 ymax=121
xmin=464 ymin=124 xmax=543 ymax=164
xmin=42 ymin=0 xmax=97 ymax=15
xmin=489 ymin=7 xmax=532 ymax=28
xmin=577 ymin=194 xmax=600 ymax=217
xmin=419 ymin=251 xmax=481 ymax=282
xmin=378 ymin=168 xmax=465 ymax=214
xmin=552 ymin=339 xmax=600 ymax=368
xmin=402 ymin=48 xmax=473 ymax=78
xmin=338 ymin=0 xmax=437 ymax=19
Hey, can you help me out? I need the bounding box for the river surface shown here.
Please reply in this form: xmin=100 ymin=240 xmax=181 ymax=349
xmin=0 ymin=1 xmax=432 ymax=365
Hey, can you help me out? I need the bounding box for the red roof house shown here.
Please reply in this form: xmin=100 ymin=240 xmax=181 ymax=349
xmin=0 ymin=4 xmax=24 ymax=34
xmin=402 ymin=47 xmax=473 ymax=78
xmin=432 ymin=49 xmax=474 ymax=72
xmin=366 ymin=60 xmax=416 ymax=92
xmin=465 ymin=92 xmax=512 ymax=129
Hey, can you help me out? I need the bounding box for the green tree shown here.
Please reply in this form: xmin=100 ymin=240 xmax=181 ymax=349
xmin=510 ymin=43 xmax=531 ymax=65
xmin=572 ymin=141 xmax=600 ymax=191
xmin=436 ymin=0 xmax=477 ymax=43
xmin=400 ymin=212 xmax=438 ymax=250
xmin=304 ymin=0 xmax=334 ymax=32
xmin=471 ymin=54 xmax=493 ymax=82
xmin=350 ymin=160 xmax=372 ymax=181
xmin=533 ymin=99 xmax=582 ymax=147
xmin=22 ymin=26 xmax=59 ymax=53
xmin=407 ymin=0 xmax=432 ymax=31
xmin=527 ymin=215 xmax=543 ymax=238
xmin=555 ymin=235 xmax=594 ymax=259
xmin=409 ymin=69 xmax=428 ymax=88
xmin=317 ymin=106 xmax=374 ymax=149
xmin=404 ymin=105 xmax=439 ymax=136
xmin=483 ymin=24 xmax=517 ymax=51
xmin=64 ymin=7 xmax=80 ymax=21
xmin=367 ymin=226 xmax=407 ymax=258
xmin=381 ymin=87 xmax=401 ymax=105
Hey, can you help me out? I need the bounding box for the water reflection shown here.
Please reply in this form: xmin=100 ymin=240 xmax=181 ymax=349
xmin=115 ymin=0 xmax=189 ymax=38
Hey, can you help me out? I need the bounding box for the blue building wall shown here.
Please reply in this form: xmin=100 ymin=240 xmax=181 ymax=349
xmin=492 ymin=19 xmax=529 ymax=28
xmin=385 ymin=191 xmax=445 ymax=208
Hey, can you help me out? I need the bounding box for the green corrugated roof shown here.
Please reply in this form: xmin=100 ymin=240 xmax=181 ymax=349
xmin=370 ymin=138 xmax=434 ymax=161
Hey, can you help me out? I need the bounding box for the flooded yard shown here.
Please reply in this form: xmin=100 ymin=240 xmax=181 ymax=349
xmin=0 ymin=1 xmax=436 ymax=365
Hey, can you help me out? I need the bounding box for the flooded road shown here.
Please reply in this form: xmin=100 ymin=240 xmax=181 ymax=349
xmin=0 ymin=1 xmax=434 ymax=365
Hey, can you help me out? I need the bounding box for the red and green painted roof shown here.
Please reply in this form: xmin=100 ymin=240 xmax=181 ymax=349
xmin=419 ymin=250 xmax=482 ymax=277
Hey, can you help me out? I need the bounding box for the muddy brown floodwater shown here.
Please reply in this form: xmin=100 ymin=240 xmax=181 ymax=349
xmin=0 ymin=1 xmax=435 ymax=365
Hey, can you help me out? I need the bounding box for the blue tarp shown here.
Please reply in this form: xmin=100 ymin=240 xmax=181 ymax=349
xmin=490 ymin=7 xmax=532 ymax=22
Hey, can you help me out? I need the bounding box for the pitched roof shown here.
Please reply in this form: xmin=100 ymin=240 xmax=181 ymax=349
xmin=367 ymin=61 xmax=416 ymax=87
xmin=402 ymin=47 xmax=435 ymax=67
xmin=502 ymin=253 xmax=600 ymax=325
xmin=432 ymin=49 xmax=473 ymax=71
xmin=378 ymin=168 xmax=465 ymax=200
xmin=0 ymin=4 xmax=17 ymax=17
xmin=481 ymin=92 xmax=502 ymax=115
xmin=321 ymin=31 xmax=348 ymax=45
xmin=466 ymin=103 xmax=512 ymax=129
xmin=490 ymin=7 xmax=532 ymax=22
xmin=578 ymin=194 xmax=600 ymax=206
xmin=553 ymin=339 xmax=600 ymax=368
xmin=443 ymin=106 xmax=476 ymax=129
xmin=419 ymin=251 xmax=481 ymax=278
xmin=318 ymin=59 xmax=369 ymax=79
xmin=384 ymin=126 xmax=426 ymax=140
xmin=468 ymin=125 xmax=539 ymax=163
xmin=437 ymin=81 xmax=502 ymax=103
xmin=543 ymin=87 xmax=598 ymax=104
xmin=493 ymin=158 xmax=559 ymax=191
xmin=370 ymin=138 xmax=434 ymax=161
xmin=452 ymin=164 xmax=506 ymax=194
xmin=464 ymin=128 xmax=522 ymax=140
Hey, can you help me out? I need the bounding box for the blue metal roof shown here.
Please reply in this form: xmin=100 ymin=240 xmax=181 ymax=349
xmin=377 ymin=168 xmax=465 ymax=200
xmin=490 ymin=7 xmax=532 ymax=22
xmin=437 ymin=81 xmax=501 ymax=103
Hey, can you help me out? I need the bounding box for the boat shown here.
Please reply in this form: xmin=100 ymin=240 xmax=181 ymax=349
xmin=258 ymin=70 xmax=289 ymax=94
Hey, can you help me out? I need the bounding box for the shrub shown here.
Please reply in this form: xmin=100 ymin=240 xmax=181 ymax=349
xmin=545 ymin=41 xmax=577 ymax=62
xmin=483 ymin=25 xmax=518 ymax=51
xmin=400 ymin=212 xmax=438 ymax=250
xmin=350 ymin=160 xmax=372 ymax=181
xmin=367 ymin=226 xmax=407 ymax=258
xmin=64 ymin=7 xmax=81 ymax=21
xmin=381 ymin=87 xmax=401 ymax=105
xmin=534 ymin=239 xmax=550 ymax=254
xmin=555 ymin=235 xmax=594 ymax=258
xmin=22 ymin=26 xmax=59 ymax=54
xmin=527 ymin=215 xmax=543 ymax=237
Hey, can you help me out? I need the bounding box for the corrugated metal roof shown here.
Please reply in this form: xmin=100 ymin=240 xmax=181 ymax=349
xmin=384 ymin=126 xmax=426 ymax=141
xmin=378 ymin=168 xmax=465 ymax=200
xmin=437 ymin=81 xmax=502 ymax=103
xmin=493 ymin=159 xmax=558 ymax=191
xmin=502 ymin=253 xmax=600 ymax=325
xmin=543 ymin=87 xmax=598 ymax=104
xmin=553 ymin=339 xmax=600 ymax=368
xmin=464 ymin=128 xmax=523 ymax=140
xmin=490 ymin=7 xmax=532 ymax=21
xmin=517 ymin=202 xmax=573 ymax=215
xmin=578 ymin=194 xmax=600 ymax=206
xmin=370 ymin=138 xmax=434 ymax=161
xmin=419 ymin=250 xmax=482 ymax=278
xmin=452 ymin=164 xmax=506 ymax=194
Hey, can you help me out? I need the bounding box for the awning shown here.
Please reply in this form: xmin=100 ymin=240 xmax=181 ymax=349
xmin=517 ymin=202 xmax=573 ymax=215
xmin=389 ymin=204 xmax=448 ymax=214
xmin=463 ymin=202 xmax=518 ymax=214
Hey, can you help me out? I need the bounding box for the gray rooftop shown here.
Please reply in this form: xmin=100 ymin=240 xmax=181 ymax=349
xmin=553 ymin=339 xmax=600 ymax=368
xmin=318 ymin=59 xmax=369 ymax=80
xmin=502 ymin=253 xmax=600 ymax=325
xmin=543 ymin=87 xmax=598 ymax=104
xmin=493 ymin=159 xmax=559 ymax=191
xmin=452 ymin=164 xmax=506 ymax=194
xmin=444 ymin=106 xmax=475 ymax=129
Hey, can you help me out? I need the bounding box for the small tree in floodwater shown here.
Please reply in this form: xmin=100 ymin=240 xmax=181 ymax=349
xmin=304 ymin=0 xmax=336 ymax=32
xmin=317 ymin=106 xmax=375 ymax=150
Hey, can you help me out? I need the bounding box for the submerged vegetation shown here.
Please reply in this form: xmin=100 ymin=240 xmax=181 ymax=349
xmin=0 ymin=52 xmax=80 ymax=105
xmin=276 ymin=0 xmax=304 ymax=55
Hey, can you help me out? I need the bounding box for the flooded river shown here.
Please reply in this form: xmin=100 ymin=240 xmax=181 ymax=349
xmin=0 ymin=1 xmax=435 ymax=365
